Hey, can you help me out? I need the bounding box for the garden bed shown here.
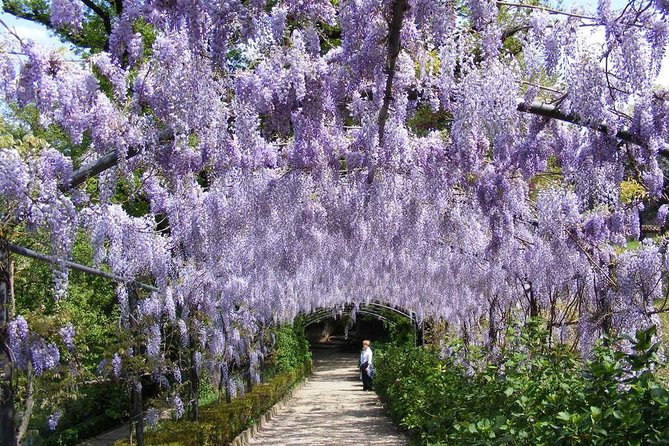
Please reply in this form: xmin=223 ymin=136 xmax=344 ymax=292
xmin=134 ymin=361 xmax=312 ymax=446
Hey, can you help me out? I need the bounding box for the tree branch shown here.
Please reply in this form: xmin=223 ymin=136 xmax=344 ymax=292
xmin=516 ymin=100 xmax=663 ymax=153
xmin=3 ymin=1 xmax=109 ymax=51
xmin=64 ymin=147 xmax=137 ymax=191
xmin=497 ymin=1 xmax=599 ymax=21
xmin=378 ymin=0 xmax=408 ymax=146
xmin=2 ymin=1 xmax=51 ymax=29
xmin=113 ymin=0 xmax=123 ymax=15
xmin=6 ymin=243 xmax=160 ymax=293
xmin=501 ymin=24 xmax=531 ymax=41
xmin=61 ymin=129 xmax=174 ymax=191
xmin=371 ymin=0 xmax=408 ymax=184
xmin=80 ymin=0 xmax=112 ymax=35
xmin=379 ymin=0 xmax=407 ymax=144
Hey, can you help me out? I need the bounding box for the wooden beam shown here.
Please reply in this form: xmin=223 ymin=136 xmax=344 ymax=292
xmin=6 ymin=243 xmax=160 ymax=293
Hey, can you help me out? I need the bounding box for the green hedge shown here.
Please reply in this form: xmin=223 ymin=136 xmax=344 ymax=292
xmin=271 ymin=323 xmax=312 ymax=374
xmin=374 ymin=322 xmax=669 ymax=445
xmin=141 ymin=361 xmax=311 ymax=446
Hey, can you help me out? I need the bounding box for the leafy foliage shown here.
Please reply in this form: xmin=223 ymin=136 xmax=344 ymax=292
xmin=140 ymin=362 xmax=310 ymax=446
xmin=375 ymin=322 xmax=669 ymax=445
xmin=267 ymin=322 xmax=312 ymax=375
xmin=30 ymin=382 xmax=130 ymax=446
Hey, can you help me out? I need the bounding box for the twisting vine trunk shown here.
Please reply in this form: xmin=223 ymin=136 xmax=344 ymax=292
xmin=488 ymin=296 xmax=498 ymax=348
xmin=604 ymin=261 xmax=617 ymax=337
xmin=16 ymin=367 xmax=33 ymax=444
xmin=131 ymin=382 xmax=144 ymax=446
xmin=369 ymin=0 xmax=408 ymax=185
xmin=0 ymin=239 xmax=16 ymax=446
xmin=525 ymin=282 xmax=539 ymax=318
xmin=377 ymin=0 xmax=409 ymax=145
xmin=219 ymin=358 xmax=235 ymax=404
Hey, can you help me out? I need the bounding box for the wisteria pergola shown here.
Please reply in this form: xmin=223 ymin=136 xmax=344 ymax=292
xmin=1 ymin=0 xmax=669 ymax=445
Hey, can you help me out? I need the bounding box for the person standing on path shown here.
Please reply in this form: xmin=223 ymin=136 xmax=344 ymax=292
xmin=360 ymin=340 xmax=374 ymax=391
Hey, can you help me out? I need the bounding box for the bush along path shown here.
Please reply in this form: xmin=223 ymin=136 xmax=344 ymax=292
xmin=247 ymin=349 xmax=408 ymax=446
xmin=116 ymin=361 xmax=311 ymax=446
xmin=374 ymin=321 xmax=669 ymax=446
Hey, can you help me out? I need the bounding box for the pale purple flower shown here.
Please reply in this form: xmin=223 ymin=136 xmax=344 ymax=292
xmin=128 ymin=33 xmax=145 ymax=66
xmin=58 ymin=324 xmax=75 ymax=351
xmin=658 ymin=204 xmax=669 ymax=226
xmin=112 ymin=353 xmax=122 ymax=379
xmin=172 ymin=395 xmax=184 ymax=419
xmin=146 ymin=324 xmax=162 ymax=358
xmin=31 ymin=341 xmax=60 ymax=376
xmin=50 ymin=0 xmax=83 ymax=29
xmin=47 ymin=411 xmax=62 ymax=431
xmin=146 ymin=408 xmax=160 ymax=427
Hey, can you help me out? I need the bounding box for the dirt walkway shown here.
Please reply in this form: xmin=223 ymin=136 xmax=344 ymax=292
xmin=247 ymin=348 xmax=408 ymax=446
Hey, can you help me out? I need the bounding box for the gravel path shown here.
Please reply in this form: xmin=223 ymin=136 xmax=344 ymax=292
xmin=247 ymin=349 xmax=408 ymax=446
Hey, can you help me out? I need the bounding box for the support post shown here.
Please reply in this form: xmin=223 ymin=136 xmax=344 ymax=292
xmin=131 ymin=382 xmax=144 ymax=446
xmin=189 ymin=335 xmax=200 ymax=421
xmin=225 ymin=364 xmax=233 ymax=403
xmin=488 ymin=298 xmax=498 ymax=348
xmin=525 ymin=282 xmax=539 ymax=318
xmin=0 ymin=239 xmax=16 ymax=446
xmin=127 ymin=285 xmax=144 ymax=446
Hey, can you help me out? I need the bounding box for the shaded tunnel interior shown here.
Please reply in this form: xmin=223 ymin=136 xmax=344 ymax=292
xmin=303 ymin=304 xmax=421 ymax=352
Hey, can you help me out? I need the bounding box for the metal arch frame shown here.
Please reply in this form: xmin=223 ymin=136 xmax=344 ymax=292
xmin=301 ymin=301 xmax=416 ymax=326
xmin=302 ymin=308 xmax=396 ymax=328
xmin=361 ymin=301 xmax=415 ymax=321
xmin=301 ymin=301 xmax=422 ymax=346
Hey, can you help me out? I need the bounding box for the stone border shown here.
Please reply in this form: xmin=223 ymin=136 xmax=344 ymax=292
xmin=230 ymin=378 xmax=309 ymax=446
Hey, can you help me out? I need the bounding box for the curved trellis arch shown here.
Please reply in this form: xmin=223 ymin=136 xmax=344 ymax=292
xmin=302 ymin=301 xmax=421 ymax=345
xmin=303 ymin=309 xmax=395 ymax=328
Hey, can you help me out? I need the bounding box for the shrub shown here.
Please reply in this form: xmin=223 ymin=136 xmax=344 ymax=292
xmin=270 ymin=323 xmax=312 ymax=375
xmin=31 ymin=381 xmax=130 ymax=446
xmin=374 ymin=322 xmax=669 ymax=445
xmin=141 ymin=361 xmax=310 ymax=446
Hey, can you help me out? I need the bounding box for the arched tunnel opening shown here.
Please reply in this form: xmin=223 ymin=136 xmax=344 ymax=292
xmin=302 ymin=303 xmax=422 ymax=354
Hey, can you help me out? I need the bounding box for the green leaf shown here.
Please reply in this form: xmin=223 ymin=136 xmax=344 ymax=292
xmin=590 ymin=406 xmax=602 ymax=422
xmin=556 ymin=411 xmax=572 ymax=422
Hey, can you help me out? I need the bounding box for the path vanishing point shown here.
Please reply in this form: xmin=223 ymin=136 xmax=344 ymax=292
xmin=247 ymin=348 xmax=408 ymax=446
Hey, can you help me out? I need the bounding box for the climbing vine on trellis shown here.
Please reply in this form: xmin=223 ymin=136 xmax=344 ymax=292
xmin=1 ymin=0 xmax=669 ymax=444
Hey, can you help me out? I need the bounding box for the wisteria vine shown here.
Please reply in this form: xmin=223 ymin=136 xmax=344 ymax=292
xmin=1 ymin=0 xmax=669 ymax=435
